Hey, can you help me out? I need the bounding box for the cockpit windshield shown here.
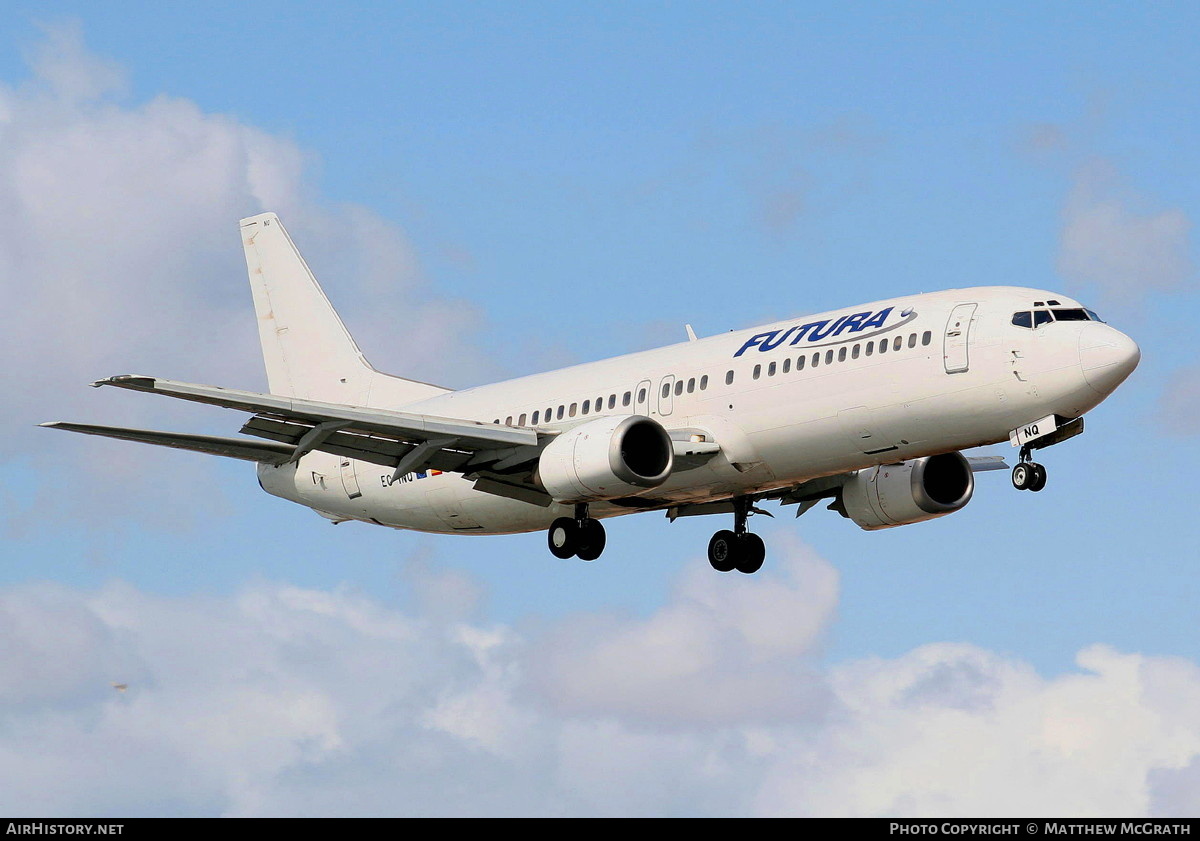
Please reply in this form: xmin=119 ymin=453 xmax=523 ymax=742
xmin=1011 ymin=307 xmax=1103 ymax=328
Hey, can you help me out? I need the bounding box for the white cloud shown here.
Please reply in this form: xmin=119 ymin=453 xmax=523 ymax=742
xmin=524 ymin=536 xmax=838 ymax=724
xmin=1 ymin=542 xmax=1198 ymax=817
xmin=0 ymin=24 xmax=493 ymax=529
xmin=1057 ymin=159 xmax=1194 ymax=303
xmin=757 ymin=644 xmax=1200 ymax=817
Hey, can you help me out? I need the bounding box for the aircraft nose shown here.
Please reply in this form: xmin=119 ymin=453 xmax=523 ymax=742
xmin=1078 ymin=323 xmax=1141 ymax=395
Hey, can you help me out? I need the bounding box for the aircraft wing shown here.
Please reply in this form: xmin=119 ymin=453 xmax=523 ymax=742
xmin=965 ymin=455 xmax=1010 ymax=472
xmin=52 ymin=375 xmax=549 ymax=479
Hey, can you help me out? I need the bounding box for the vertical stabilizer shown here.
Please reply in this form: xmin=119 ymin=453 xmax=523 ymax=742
xmin=240 ymin=213 xmax=450 ymax=406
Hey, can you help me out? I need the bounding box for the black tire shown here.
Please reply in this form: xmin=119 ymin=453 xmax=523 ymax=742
xmin=1029 ymin=463 xmax=1047 ymax=493
xmin=708 ymin=530 xmax=739 ymax=572
xmin=1012 ymin=463 xmax=1033 ymax=491
xmin=575 ymin=519 xmax=607 ymax=561
xmin=548 ymin=517 xmax=579 ymax=559
xmin=735 ymin=533 xmax=766 ymax=574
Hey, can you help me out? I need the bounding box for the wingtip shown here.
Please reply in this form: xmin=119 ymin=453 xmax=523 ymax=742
xmin=92 ymin=375 xmax=156 ymax=390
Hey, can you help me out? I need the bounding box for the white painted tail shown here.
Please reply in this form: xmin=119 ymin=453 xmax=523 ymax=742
xmin=240 ymin=212 xmax=450 ymax=406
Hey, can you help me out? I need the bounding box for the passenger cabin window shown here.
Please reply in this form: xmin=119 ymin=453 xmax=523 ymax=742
xmin=893 ymin=336 xmax=902 ymax=351
xmin=838 ymin=347 xmax=847 ymax=362
xmin=908 ymin=333 xmax=917 ymax=348
xmin=557 ymin=405 xmax=564 ymax=420
xmin=725 ymin=370 xmax=734 ymax=385
xmin=866 ymin=341 xmax=874 ymax=356
xmin=662 ymin=383 xmax=670 ymax=398
xmin=852 ymin=344 xmax=860 ymax=359
xmin=825 ymin=350 xmax=834 ymax=365
xmin=609 ymin=395 xmax=617 ymax=409
xmin=879 ymin=338 xmax=888 ymax=354
xmin=623 ymin=391 xmax=632 ymax=407
xmin=519 ymin=413 xmax=526 ymax=426
xmin=768 ymin=361 xmax=776 ymax=376
xmin=505 ymin=416 xmax=513 ymax=425
xmin=700 ymin=375 xmax=708 ymax=390
xmin=638 ymin=388 xmax=647 ymax=403
xmin=532 ymin=410 xmax=540 ymax=425
xmin=797 ymin=355 xmax=805 ymax=370
xmin=687 ymin=377 xmax=695 ymax=393
xmin=582 ymin=400 xmax=590 ymax=414
xmin=782 ymin=358 xmax=791 ymax=373
xmin=812 ymin=352 xmax=820 ymax=367
xmin=922 ymin=330 xmax=932 ymax=346
xmin=753 ymin=364 xmax=761 ymax=380
xmin=569 ymin=403 xmax=577 ymax=417
xmin=675 ymin=380 xmax=683 ymax=396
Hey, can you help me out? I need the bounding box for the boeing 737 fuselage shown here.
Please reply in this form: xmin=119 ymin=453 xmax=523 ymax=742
xmin=45 ymin=213 xmax=1140 ymax=574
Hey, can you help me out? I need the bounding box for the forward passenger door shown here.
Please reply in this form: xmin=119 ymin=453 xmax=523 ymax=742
xmin=944 ymin=303 xmax=978 ymax=374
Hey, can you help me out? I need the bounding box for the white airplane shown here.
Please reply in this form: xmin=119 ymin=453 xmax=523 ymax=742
xmin=44 ymin=213 xmax=1140 ymax=574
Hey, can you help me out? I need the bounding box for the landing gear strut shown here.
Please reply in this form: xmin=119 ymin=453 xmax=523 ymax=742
xmin=1011 ymin=446 xmax=1047 ymax=493
xmin=707 ymin=497 xmax=766 ymax=574
xmin=548 ymin=503 xmax=607 ymax=561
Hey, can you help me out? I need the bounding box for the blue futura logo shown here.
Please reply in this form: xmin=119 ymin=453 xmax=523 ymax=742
xmin=732 ymin=306 xmax=915 ymax=357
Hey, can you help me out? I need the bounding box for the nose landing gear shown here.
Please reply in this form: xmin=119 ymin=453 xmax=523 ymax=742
xmin=1011 ymin=446 xmax=1047 ymax=492
xmin=548 ymin=503 xmax=607 ymax=561
xmin=707 ymin=497 xmax=767 ymax=574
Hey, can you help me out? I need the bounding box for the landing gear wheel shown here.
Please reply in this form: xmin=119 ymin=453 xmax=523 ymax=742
xmin=708 ymin=530 xmax=739 ymax=573
xmin=1012 ymin=463 xmax=1033 ymax=491
xmin=735 ymin=533 xmax=765 ymax=574
xmin=548 ymin=517 xmax=579 ymax=559
xmin=1029 ymin=463 xmax=1047 ymax=493
xmin=575 ymin=519 xmax=607 ymax=561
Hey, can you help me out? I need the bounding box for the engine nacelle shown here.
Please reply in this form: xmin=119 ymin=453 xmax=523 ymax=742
xmin=840 ymin=452 xmax=974 ymax=530
xmin=538 ymin=415 xmax=673 ymax=503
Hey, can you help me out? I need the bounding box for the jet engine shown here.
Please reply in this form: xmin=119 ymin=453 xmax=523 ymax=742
xmin=538 ymin=415 xmax=673 ymax=503
xmin=840 ymin=452 xmax=974 ymax=530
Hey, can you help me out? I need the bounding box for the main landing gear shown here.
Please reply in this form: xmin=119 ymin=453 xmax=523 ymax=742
xmin=1011 ymin=446 xmax=1048 ymax=493
xmin=548 ymin=503 xmax=607 ymax=561
xmin=707 ymin=497 xmax=766 ymax=575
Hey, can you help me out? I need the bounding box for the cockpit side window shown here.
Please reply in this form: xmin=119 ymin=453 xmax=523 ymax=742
xmin=1015 ymin=304 xmax=1103 ymax=329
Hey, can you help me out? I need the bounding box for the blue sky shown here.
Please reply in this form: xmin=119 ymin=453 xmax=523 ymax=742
xmin=1 ymin=3 xmax=1198 ymax=817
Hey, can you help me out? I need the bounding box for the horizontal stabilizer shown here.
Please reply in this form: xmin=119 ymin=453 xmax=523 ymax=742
xmin=40 ymin=422 xmax=294 ymax=465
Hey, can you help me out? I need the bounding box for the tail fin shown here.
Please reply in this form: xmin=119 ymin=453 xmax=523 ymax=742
xmin=240 ymin=212 xmax=450 ymax=406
